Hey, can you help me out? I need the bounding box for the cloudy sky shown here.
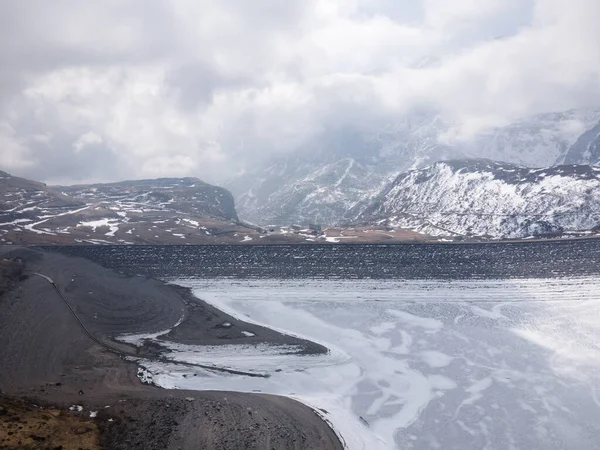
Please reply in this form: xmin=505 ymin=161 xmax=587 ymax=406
xmin=1 ymin=0 xmax=599 ymax=184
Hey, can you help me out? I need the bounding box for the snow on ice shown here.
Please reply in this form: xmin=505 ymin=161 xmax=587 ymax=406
xmin=129 ymin=277 xmax=600 ymax=450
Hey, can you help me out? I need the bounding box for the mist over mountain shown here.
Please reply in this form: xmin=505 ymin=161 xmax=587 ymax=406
xmin=1 ymin=2 xmax=600 ymax=241
xmin=2 ymin=1 xmax=600 ymax=186
xmin=563 ymin=120 xmax=600 ymax=166
xmin=229 ymin=109 xmax=600 ymax=227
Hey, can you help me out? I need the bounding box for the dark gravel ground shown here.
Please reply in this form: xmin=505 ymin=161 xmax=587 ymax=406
xmin=0 ymin=246 xmax=342 ymax=450
xmin=99 ymin=393 xmax=342 ymax=450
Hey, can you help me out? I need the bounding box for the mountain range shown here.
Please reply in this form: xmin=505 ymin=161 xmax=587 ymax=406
xmin=229 ymin=109 xmax=600 ymax=238
xmin=0 ymin=171 xmax=251 ymax=245
xmin=2 ymin=109 xmax=600 ymax=243
xmin=1 ymin=171 xmax=409 ymax=245
xmin=359 ymin=160 xmax=600 ymax=238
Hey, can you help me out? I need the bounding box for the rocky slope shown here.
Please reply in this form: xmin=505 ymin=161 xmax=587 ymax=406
xmin=230 ymin=115 xmax=465 ymax=225
xmin=58 ymin=177 xmax=238 ymax=223
xmin=0 ymin=172 xmax=253 ymax=245
xmin=562 ymin=120 xmax=600 ymax=165
xmin=359 ymin=159 xmax=600 ymax=239
xmin=230 ymin=109 xmax=600 ymax=226
xmin=0 ymin=169 xmax=85 ymax=213
xmin=0 ymin=170 xmax=434 ymax=244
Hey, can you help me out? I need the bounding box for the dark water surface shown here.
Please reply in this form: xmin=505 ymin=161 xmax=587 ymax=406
xmin=40 ymin=239 xmax=600 ymax=279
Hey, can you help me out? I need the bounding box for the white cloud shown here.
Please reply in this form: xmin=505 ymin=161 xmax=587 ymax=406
xmin=0 ymin=123 xmax=33 ymax=169
xmin=0 ymin=0 xmax=599 ymax=184
xmin=74 ymin=132 xmax=103 ymax=154
xmin=424 ymin=0 xmax=504 ymax=28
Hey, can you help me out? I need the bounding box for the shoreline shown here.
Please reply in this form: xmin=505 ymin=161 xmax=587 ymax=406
xmin=3 ymin=221 xmax=600 ymax=250
xmin=170 ymin=279 xmax=385 ymax=449
xmin=0 ymin=247 xmax=343 ymax=449
xmin=20 ymin=232 xmax=598 ymax=248
xmin=161 ymin=275 xmax=600 ymax=450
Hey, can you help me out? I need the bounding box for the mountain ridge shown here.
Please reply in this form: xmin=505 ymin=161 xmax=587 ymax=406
xmin=0 ymin=171 xmax=247 ymax=245
xmin=230 ymin=108 xmax=600 ymax=226
xmin=359 ymin=159 xmax=600 ymax=238
xmin=2 ymin=170 xmax=425 ymax=245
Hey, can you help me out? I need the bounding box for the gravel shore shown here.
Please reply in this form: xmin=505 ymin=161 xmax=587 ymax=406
xmin=0 ymin=246 xmax=342 ymax=450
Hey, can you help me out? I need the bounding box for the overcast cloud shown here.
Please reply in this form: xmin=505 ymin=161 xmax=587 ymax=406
xmin=1 ymin=0 xmax=599 ymax=184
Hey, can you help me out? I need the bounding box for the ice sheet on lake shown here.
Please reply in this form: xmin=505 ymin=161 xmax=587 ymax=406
xmin=118 ymin=311 xmax=185 ymax=346
xmin=138 ymin=277 xmax=600 ymax=450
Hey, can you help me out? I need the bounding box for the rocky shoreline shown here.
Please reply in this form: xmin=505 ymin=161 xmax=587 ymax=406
xmin=0 ymin=246 xmax=343 ymax=450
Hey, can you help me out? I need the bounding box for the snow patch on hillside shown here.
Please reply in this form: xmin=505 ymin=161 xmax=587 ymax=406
xmin=361 ymin=160 xmax=600 ymax=238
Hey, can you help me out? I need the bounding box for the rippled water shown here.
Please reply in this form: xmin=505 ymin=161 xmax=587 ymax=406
xmin=43 ymin=239 xmax=600 ymax=280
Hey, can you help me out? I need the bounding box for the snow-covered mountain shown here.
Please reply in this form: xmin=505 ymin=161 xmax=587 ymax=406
xmin=562 ymin=120 xmax=600 ymax=165
xmin=0 ymin=172 xmax=248 ymax=245
xmin=232 ymin=155 xmax=396 ymax=226
xmin=230 ymin=109 xmax=600 ymax=226
xmin=230 ymin=115 xmax=470 ymax=225
xmin=6 ymin=171 xmax=395 ymax=245
xmin=58 ymin=177 xmax=238 ymax=223
xmin=0 ymin=169 xmax=84 ymax=212
xmin=359 ymin=160 xmax=600 ymax=238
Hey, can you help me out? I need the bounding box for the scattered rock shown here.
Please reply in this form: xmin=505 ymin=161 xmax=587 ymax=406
xmin=71 ymin=425 xmax=93 ymax=435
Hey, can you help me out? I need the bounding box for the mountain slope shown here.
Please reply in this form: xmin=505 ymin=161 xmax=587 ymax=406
xmin=234 ymin=156 xmax=395 ymax=226
xmin=0 ymin=169 xmax=84 ymax=213
xmin=231 ymin=115 xmax=471 ymax=225
xmin=58 ymin=177 xmax=238 ymax=223
xmin=231 ymin=109 xmax=600 ymax=226
xmin=359 ymin=160 xmax=600 ymax=239
xmin=1 ymin=171 xmax=430 ymax=245
xmin=562 ymin=120 xmax=600 ymax=165
xmin=0 ymin=172 xmax=247 ymax=245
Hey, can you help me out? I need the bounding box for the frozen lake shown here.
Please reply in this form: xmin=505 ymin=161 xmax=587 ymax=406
xmin=132 ymin=277 xmax=600 ymax=450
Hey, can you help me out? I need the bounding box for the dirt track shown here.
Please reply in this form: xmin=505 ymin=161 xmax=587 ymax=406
xmin=0 ymin=246 xmax=342 ymax=450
